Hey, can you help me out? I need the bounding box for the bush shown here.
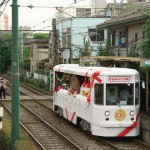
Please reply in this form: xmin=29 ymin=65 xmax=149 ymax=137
xmin=0 ymin=130 xmax=11 ymax=150
xmin=13 ymin=140 xmax=38 ymax=150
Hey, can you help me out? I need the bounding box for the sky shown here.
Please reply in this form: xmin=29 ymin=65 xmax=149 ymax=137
xmin=1 ymin=0 xmax=127 ymax=31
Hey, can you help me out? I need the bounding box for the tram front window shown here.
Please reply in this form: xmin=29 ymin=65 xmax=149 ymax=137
xmin=106 ymin=84 xmax=134 ymax=105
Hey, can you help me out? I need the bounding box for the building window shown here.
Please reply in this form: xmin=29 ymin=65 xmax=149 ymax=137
xmin=38 ymin=44 xmax=48 ymax=49
xmin=143 ymin=31 xmax=145 ymax=39
xmin=62 ymin=29 xmax=71 ymax=49
xmin=39 ymin=62 xmax=45 ymax=70
xmin=108 ymin=30 xmax=115 ymax=46
xmin=30 ymin=45 xmax=33 ymax=57
xmin=49 ymin=53 xmax=52 ymax=58
xmin=118 ymin=31 xmax=126 ymax=47
xmin=62 ymin=32 xmax=67 ymax=48
xmin=135 ymin=33 xmax=138 ymax=42
xmin=64 ymin=59 xmax=67 ymax=64
xmin=89 ymin=29 xmax=104 ymax=42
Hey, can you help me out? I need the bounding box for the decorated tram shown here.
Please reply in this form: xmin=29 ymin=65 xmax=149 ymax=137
xmin=53 ymin=64 xmax=141 ymax=137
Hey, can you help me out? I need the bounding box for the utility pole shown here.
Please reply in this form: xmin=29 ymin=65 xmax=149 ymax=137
xmin=52 ymin=18 xmax=58 ymax=65
xmin=11 ymin=0 xmax=19 ymax=148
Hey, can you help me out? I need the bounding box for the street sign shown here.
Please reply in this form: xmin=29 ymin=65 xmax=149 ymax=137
xmin=145 ymin=60 xmax=150 ymax=67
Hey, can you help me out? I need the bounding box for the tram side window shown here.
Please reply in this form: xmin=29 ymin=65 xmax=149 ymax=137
xmin=94 ymin=84 xmax=103 ymax=105
xmin=55 ymin=72 xmax=63 ymax=91
xmin=135 ymin=83 xmax=140 ymax=105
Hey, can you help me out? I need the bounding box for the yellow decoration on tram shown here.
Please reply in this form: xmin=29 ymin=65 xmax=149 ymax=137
xmin=114 ymin=109 xmax=126 ymax=121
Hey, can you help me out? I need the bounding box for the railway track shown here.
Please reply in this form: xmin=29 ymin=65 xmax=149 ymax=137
xmin=1 ymin=101 xmax=82 ymax=150
xmin=0 ymin=100 xmax=117 ymax=150
xmin=0 ymin=76 xmax=150 ymax=149
xmin=2 ymin=99 xmax=150 ymax=150
xmin=25 ymin=100 xmax=150 ymax=150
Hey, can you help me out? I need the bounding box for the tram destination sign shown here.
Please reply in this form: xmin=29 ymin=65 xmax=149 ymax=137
xmin=108 ymin=76 xmax=132 ymax=82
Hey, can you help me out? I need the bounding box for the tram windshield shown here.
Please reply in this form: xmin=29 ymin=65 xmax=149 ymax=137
xmin=106 ymin=83 xmax=139 ymax=106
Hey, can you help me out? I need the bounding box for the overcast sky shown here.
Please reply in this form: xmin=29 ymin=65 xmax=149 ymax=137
xmin=1 ymin=0 xmax=127 ymax=31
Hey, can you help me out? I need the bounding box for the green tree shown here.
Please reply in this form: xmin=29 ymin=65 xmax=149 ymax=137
xmin=74 ymin=37 xmax=91 ymax=64
xmin=96 ymin=40 xmax=114 ymax=56
xmin=0 ymin=34 xmax=12 ymax=73
xmin=80 ymin=37 xmax=91 ymax=56
xmin=127 ymin=40 xmax=140 ymax=57
xmin=33 ymin=33 xmax=48 ymax=39
xmin=140 ymin=8 xmax=150 ymax=57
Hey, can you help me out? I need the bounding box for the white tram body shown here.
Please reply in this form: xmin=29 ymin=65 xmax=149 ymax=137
xmin=53 ymin=64 xmax=140 ymax=137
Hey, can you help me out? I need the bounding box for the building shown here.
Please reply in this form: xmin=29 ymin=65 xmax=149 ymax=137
xmin=57 ymin=17 xmax=108 ymax=64
xmin=55 ymin=6 xmax=109 ymax=64
xmin=96 ymin=2 xmax=148 ymax=57
xmin=76 ymin=8 xmax=91 ymax=17
xmin=29 ymin=39 xmax=49 ymax=73
xmin=90 ymin=0 xmax=106 ymax=16
xmin=0 ymin=12 xmax=9 ymax=30
xmin=56 ymin=7 xmax=92 ymax=20
xmin=19 ymin=26 xmax=33 ymax=62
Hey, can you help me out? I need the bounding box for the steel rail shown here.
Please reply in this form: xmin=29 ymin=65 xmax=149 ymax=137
xmin=134 ymin=139 xmax=150 ymax=150
xmin=0 ymin=101 xmax=46 ymax=150
xmin=20 ymin=102 xmax=83 ymax=150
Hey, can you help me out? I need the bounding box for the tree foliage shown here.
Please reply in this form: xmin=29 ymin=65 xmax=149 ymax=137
xmin=140 ymin=8 xmax=150 ymax=57
xmin=96 ymin=40 xmax=114 ymax=56
xmin=0 ymin=34 xmax=12 ymax=73
xmin=22 ymin=46 xmax=30 ymax=70
xmin=80 ymin=37 xmax=91 ymax=56
xmin=23 ymin=46 xmax=30 ymax=60
xmin=73 ymin=37 xmax=91 ymax=64
xmin=127 ymin=40 xmax=140 ymax=57
xmin=33 ymin=33 xmax=48 ymax=39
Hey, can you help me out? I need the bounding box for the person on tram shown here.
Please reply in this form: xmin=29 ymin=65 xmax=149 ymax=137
xmin=119 ymin=87 xmax=132 ymax=102
xmin=107 ymin=88 xmax=119 ymax=105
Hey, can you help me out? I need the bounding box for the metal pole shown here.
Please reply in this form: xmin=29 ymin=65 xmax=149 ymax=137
xmin=11 ymin=0 xmax=19 ymax=148
xmin=52 ymin=18 xmax=58 ymax=65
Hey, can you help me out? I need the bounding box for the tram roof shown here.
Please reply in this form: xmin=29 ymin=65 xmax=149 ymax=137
xmin=54 ymin=64 xmax=139 ymax=77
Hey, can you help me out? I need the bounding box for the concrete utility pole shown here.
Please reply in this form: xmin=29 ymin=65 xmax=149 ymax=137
xmin=52 ymin=18 xmax=58 ymax=65
xmin=11 ymin=0 xmax=19 ymax=148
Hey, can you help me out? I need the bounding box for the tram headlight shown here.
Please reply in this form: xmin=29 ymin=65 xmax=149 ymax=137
xmin=130 ymin=111 xmax=135 ymax=116
xmin=105 ymin=111 xmax=110 ymax=117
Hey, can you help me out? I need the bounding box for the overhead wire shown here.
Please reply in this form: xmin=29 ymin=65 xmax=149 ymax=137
xmin=0 ymin=0 xmax=10 ymax=17
xmin=34 ymin=1 xmax=134 ymax=31
xmin=29 ymin=0 xmax=84 ymax=30
xmin=0 ymin=0 xmax=6 ymax=7
xmin=36 ymin=7 xmax=107 ymax=31
xmin=27 ymin=0 xmax=108 ymax=31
